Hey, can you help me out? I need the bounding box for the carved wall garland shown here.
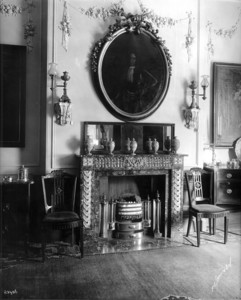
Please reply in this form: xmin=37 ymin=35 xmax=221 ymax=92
xmin=1 ymin=0 xmax=241 ymax=58
xmin=0 ymin=0 xmax=36 ymax=52
xmin=79 ymin=0 xmax=194 ymax=62
xmin=0 ymin=1 xmax=22 ymax=15
xmin=185 ymin=12 xmax=195 ymax=62
xmin=71 ymin=0 xmax=241 ymax=62
xmin=206 ymin=7 xmax=241 ymax=59
xmin=59 ymin=0 xmax=71 ymax=52
xmin=24 ymin=0 xmax=36 ymax=52
xmin=90 ymin=13 xmax=172 ymax=76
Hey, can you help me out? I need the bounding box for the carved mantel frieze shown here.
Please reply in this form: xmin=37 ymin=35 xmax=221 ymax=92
xmin=81 ymin=154 xmax=185 ymax=171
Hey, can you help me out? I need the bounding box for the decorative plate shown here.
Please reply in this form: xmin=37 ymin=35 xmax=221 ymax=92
xmin=234 ymin=137 xmax=241 ymax=161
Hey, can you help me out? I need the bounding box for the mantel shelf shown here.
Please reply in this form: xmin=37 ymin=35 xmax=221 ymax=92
xmin=80 ymin=153 xmax=187 ymax=171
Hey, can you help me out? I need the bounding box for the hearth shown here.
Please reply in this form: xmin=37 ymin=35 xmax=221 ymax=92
xmin=79 ymin=153 xmax=185 ymax=255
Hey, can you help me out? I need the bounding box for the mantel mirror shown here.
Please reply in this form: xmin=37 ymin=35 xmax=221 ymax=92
xmin=84 ymin=122 xmax=175 ymax=155
xmin=91 ymin=14 xmax=172 ymax=121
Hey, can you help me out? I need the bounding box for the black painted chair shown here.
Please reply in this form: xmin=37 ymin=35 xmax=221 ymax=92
xmin=41 ymin=170 xmax=83 ymax=261
xmin=185 ymin=168 xmax=230 ymax=247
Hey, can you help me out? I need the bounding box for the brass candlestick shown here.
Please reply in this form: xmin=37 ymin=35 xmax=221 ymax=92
xmin=99 ymin=195 xmax=108 ymax=238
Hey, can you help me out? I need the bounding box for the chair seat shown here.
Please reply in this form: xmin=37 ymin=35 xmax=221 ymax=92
xmin=43 ymin=211 xmax=80 ymax=223
xmin=191 ymin=204 xmax=229 ymax=214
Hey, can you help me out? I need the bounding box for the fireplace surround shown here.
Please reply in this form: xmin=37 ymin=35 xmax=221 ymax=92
xmin=79 ymin=153 xmax=185 ymax=255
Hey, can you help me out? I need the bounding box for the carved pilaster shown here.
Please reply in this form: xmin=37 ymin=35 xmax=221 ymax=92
xmin=81 ymin=170 xmax=92 ymax=228
xmin=171 ymin=168 xmax=184 ymax=241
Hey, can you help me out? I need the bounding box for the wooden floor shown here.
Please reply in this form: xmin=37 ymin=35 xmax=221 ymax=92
xmin=1 ymin=211 xmax=240 ymax=300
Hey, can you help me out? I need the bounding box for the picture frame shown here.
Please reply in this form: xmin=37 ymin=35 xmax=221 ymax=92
xmin=91 ymin=15 xmax=172 ymax=121
xmin=213 ymin=62 xmax=241 ymax=147
xmin=0 ymin=44 xmax=26 ymax=147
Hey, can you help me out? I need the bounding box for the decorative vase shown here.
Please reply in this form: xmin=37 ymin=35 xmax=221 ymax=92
xmin=146 ymin=138 xmax=152 ymax=153
xmin=85 ymin=135 xmax=94 ymax=155
xmin=152 ymin=138 xmax=159 ymax=155
xmin=125 ymin=137 xmax=131 ymax=152
xmin=171 ymin=136 xmax=180 ymax=154
xmin=107 ymin=138 xmax=115 ymax=155
xmin=164 ymin=136 xmax=171 ymax=153
xmin=130 ymin=138 xmax=138 ymax=155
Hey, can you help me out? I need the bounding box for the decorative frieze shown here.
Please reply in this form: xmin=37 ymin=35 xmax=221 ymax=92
xmin=81 ymin=154 xmax=184 ymax=170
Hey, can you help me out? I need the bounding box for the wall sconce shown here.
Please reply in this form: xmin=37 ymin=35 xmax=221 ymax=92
xmin=48 ymin=63 xmax=72 ymax=126
xmin=183 ymin=75 xmax=209 ymax=131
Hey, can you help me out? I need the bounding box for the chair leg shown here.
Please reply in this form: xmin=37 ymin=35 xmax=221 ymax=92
xmin=79 ymin=226 xmax=83 ymax=258
xmin=224 ymin=216 xmax=229 ymax=244
xmin=186 ymin=214 xmax=192 ymax=237
xmin=71 ymin=228 xmax=74 ymax=247
xmin=209 ymin=218 xmax=212 ymax=235
xmin=196 ymin=217 xmax=201 ymax=247
xmin=213 ymin=218 xmax=216 ymax=235
xmin=24 ymin=233 xmax=29 ymax=258
xmin=41 ymin=230 xmax=46 ymax=262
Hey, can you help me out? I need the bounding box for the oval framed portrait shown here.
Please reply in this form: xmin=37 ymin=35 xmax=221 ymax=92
xmin=91 ymin=19 xmax=172 ymax=121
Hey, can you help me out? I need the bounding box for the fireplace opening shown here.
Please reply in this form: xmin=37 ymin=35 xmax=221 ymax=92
xmin=98 ymin=174 xmax=169 ymax=240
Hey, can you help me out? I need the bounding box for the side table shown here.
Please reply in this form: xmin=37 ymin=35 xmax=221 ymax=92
xmin=204 ymin=167 xmax=241 ymax=206
xmin=0 ymin=177 xmax=34 ymax=257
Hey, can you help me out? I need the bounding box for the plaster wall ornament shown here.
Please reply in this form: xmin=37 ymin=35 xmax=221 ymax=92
xmin=185 ymin=12 xmax=195 ymax=62
xmin=77 ymin=0 xmax=194 ymax=62
xmin=213 ymin=7 xmax=241 ymax=38
xmin=59 ymin=0 xmax=71 ymax=52
xmin=206 ymin=7 xmax=241 ymax=59
xmin=206 ymin=21 xmax=214 ymax=60
xmin=24 ymin=0 xmax=36 ymax=52
xmin=0 ymin=1 xmax=22 ymax=15
xmin=0 ymin=0 xmax=36 ymax=52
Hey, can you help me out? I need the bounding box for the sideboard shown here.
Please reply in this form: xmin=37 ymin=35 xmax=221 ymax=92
xmin=0 ymin=178 xmax=34 ymax=256
xmin=204 ymin=166 xmax=241 ymax=206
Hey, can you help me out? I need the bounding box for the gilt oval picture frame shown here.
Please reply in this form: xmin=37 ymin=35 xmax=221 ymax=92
xmin=91 ymin=17 xmax=172 ymax=121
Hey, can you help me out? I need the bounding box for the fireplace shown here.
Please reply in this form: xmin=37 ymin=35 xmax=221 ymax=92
xmin=79 ymin=153 xmax=185 ymax=255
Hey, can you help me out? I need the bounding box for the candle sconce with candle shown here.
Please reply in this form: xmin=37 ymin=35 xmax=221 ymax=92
xmin=48 ymin=63 xmax=73 ymax=126
xmin=183 ymin=75 xmax=209 ymax=131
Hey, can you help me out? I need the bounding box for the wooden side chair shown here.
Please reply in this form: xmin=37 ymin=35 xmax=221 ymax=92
xmin=185 ymin=167 xmax=230 ymax=247
xmin=41 ymin=170 xmax=83 ymax=261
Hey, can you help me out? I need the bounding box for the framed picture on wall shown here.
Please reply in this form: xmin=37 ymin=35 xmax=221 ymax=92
xmin=0 ymin=44 xmax=26 ymax=147
xmin=213 ymin=62 xmax=241 ymax=147
xmin=91 ymin=16 xmax=172 ymax=122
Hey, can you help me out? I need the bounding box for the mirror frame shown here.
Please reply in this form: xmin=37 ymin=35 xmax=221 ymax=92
xmin=91 ymin=14 xmax=172 ymax=121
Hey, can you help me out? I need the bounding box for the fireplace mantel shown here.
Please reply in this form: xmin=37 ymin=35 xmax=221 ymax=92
xmin=79 ymin=153 xmax=186 ymax=255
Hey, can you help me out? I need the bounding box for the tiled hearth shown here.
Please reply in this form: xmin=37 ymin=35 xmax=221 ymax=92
xmin=79 ymin=154 xmax=185 ymax=255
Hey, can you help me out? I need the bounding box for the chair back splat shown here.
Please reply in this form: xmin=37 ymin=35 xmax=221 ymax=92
xmin=42 ymin=170 xmax=77 ymax=213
